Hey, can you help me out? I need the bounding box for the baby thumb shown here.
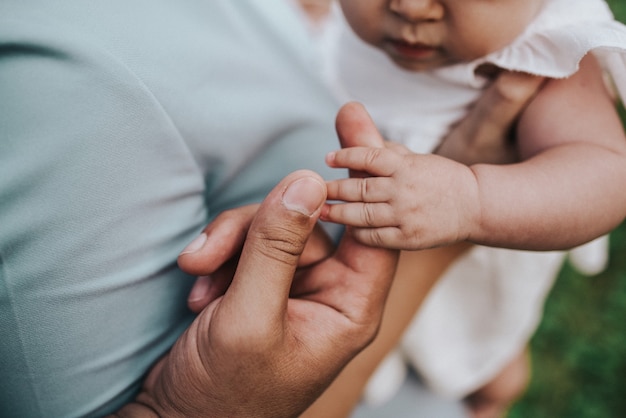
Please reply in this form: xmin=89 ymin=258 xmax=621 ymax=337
xmin=335 ymin=102 xmax=386 ymax=149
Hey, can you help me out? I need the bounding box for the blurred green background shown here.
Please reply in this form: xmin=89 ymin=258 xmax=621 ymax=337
xmin=508 ymin=1 xmax=626 ymax=417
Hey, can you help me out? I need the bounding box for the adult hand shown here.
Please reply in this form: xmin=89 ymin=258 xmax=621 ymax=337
xmin=436 ymin=71 xmax=545 ymax=165
xmin=112 ymin=169 xmax=398 ymax=418
xmin=179 ymin=203 xmax=336 ymax=314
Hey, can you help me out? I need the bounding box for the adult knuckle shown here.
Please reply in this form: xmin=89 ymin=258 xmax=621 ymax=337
xmin=496 ymin=73 xmax=540 ymax=103
xmin=260 ymin=224 xmax=306 ymax=257
xmin=219 ymin=215 xmax=241 ymax=233
xmin=360 ymin=320 xmax=381 ymax=346
xmin=210 ymin=209 xmax=233 ymax=228
xmin=347 ymin=306 xmax=381 ymax=346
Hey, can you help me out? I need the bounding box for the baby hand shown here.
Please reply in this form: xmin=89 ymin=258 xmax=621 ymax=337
xmin=323 ymin=104 xmax=481 ymax=250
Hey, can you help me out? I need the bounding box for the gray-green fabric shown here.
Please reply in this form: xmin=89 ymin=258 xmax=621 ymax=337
xmin=0 ymin=1 xmax=341 ymax=416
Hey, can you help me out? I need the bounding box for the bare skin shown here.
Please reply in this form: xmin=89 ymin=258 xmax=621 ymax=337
xmin=435 ymin=70 xmax=547 ymax=166
xmin=182 ymin=6 xmax=626 ymax=416
xmin=322 ymin=56 xmax=626 ymax=251
xmin=300 ymin=69 xmax=546 ymax=418
xmin=110 ymin=170 xmax=399 ymax=418
xmin=338 ymin=0 xmax=544 ymax=72
xmin=173 ymin=74 xmax=553 ymax=417
xmin=311 ymin=56 xmax=626 ymax=418
xmin=297 ymin=3 xmax=626 ymax=418
xmin=301 ymin=243 xmax=473 ymax=418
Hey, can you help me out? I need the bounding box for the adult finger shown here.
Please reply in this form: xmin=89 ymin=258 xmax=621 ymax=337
xmin=178 ymin=204 xmax=258 ymax=276
xmin=475 ymin=71 xmax=545 ymax=143
xmin=220 ymin=170 xmax=327 ymax=332
xmin=187 ymin=258 xmax=237 ymax=313
xmin=187 ymin=223 xmax=334 ymax=313
xmin=299 ymin=222 xmax=335 ymax=266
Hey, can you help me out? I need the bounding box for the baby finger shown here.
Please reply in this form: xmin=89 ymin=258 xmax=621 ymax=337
xmin=350 ymin=226 xmax=407 ymax=250
xmin=321 ymin=201 xmax=397 ymax=228
xmin=326 ymin=177 xmax=393 ymax=203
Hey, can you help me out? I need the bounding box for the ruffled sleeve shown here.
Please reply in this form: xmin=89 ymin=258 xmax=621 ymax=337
xmin=471 ymin=0 xmax=626 ymax=103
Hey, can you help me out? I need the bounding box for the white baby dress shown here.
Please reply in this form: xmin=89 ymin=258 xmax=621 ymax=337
xmin=315 ymin=0 xmax=626 ymax=404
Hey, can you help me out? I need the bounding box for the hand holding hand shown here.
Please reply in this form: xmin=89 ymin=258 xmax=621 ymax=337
xmin=178 ymin=202 xmax=335 ymax=314
xmin=322 ymin=102 xmax=481 ymax=250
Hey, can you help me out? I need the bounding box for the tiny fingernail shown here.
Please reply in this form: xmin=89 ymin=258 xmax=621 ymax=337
xmin=180 ymin=233 xmax=207 ymax=255
xmin=282 ymin=177 xmax=326 ymax=216
xmin=188 ymin=275 xmax=212 ymax=302
xmin=325 ymin=151 xmax=336 ymax=165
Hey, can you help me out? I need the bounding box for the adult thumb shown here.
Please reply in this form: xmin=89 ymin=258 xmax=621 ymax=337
xmin=220 ymin=170 xmax=327 ymax=331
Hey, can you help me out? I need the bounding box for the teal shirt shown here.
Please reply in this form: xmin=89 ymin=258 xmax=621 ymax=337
xmin=0 ymin=1 xmax=341 ymax=416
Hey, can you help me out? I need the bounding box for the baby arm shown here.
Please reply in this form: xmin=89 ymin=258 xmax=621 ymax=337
xmin=470 ymin=54 xmax=626 ymax=250
xmin=323 ymin=55 xmax=626 ymax=251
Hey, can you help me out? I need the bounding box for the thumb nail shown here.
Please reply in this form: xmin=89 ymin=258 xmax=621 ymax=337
xmin=282 ymin=177 xmax=326 ymax=216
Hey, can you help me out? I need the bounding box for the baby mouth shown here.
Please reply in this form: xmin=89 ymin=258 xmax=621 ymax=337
xmin=387 ymin=39 xmax=437 ymax=59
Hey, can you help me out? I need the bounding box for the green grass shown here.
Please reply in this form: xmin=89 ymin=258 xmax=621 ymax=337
xmin=508 ymin=224 xmax=626 ymax=418
xmin=508 ymin=2 xmax=626 ymax=416
xmin=608 ymin=0 xmax=626 ymax=21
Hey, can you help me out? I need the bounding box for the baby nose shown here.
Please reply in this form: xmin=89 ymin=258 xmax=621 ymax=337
xmin=389 ymin=0 xmax=444 ymax=22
